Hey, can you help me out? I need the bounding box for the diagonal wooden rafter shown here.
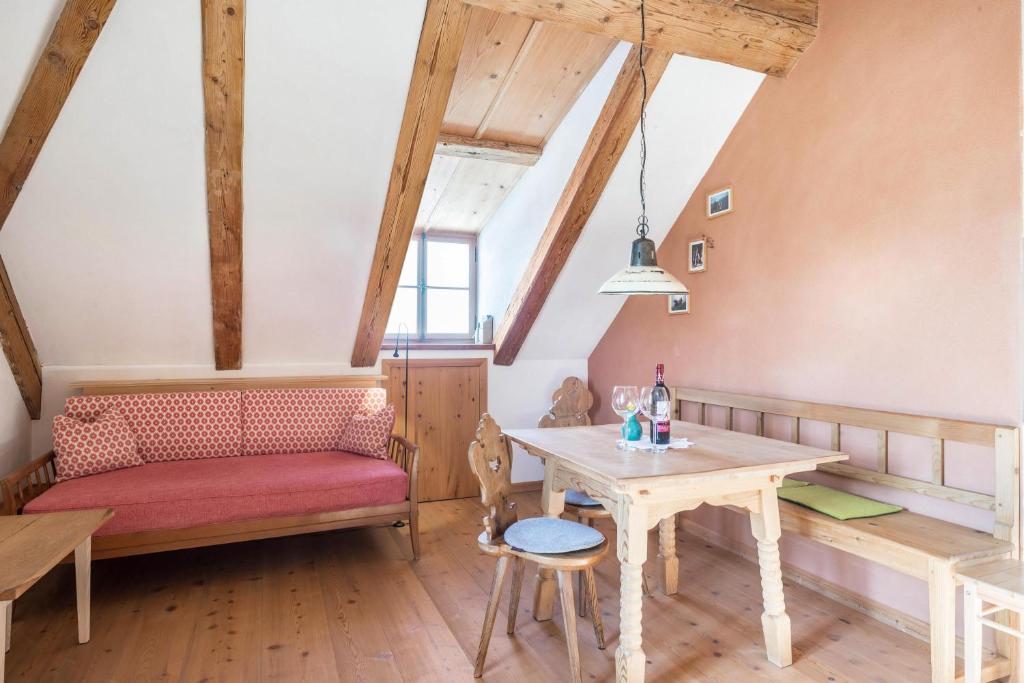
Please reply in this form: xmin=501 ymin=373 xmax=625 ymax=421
xmin=0 ymin=0 xmax=118 ymax=231
xmin=0 ymin=257 xmax=41 ymax=419
xmin=460 ymin=0 xmax=816 ymax=76
xmin=351 ymin=0 xmax=472 ymax=367
xmin=493 ymin=45 xmax=672 ymax=366
xmin=201 ymin=0 xmax=245 ymax=371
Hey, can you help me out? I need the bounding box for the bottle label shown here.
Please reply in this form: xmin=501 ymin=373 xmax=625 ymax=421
xmin=653 ymin=419 xmax=671 ymax=445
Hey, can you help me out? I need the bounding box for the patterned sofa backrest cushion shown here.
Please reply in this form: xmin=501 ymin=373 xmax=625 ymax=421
xmin=242 ymin=388 xmax=388 ymax=456
xmin=64 ymin=391 xmax=243 ymax=462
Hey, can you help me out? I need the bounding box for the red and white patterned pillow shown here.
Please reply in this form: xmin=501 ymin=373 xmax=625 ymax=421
xmin=53 ymin=410 xmax=144 ymax=481
xmin=339 ymin=405 xmax=396 ymax=459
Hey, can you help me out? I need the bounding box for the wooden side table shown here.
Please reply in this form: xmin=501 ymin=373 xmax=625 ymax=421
xmin=0 ymin=508 xmax=113 ymax=682
xmin=958 ymin=558 xmax=1024 ymax=683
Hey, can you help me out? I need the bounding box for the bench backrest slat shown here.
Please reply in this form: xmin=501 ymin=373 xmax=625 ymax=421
xmin=670 ymin=387 xmax=1020 ymax=551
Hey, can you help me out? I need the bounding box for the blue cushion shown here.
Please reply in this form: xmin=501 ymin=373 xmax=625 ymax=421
xmin=565 ymin=489 xmax=602 ymax=507
xmin=501 ymin=517 xmax=605 ymax=554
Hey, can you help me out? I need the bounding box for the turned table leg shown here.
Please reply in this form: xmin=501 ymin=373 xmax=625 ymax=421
xmin=75 ymin=537 xmax=92 ymax=644
xmin=534 ymin=459 xmax=565 ymax=622
xmin=749 ymin=487 xmax=792 ymax=667
xmin=658 ymin=515 xmax=678 ymax=596
xmin=616 ymin=502 xmax=648 ymax=683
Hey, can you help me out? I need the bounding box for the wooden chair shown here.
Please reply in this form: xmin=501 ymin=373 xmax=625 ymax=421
xmin=469 ymin=414 xmax=607 ymax=682
xmin=539 ymin=377 xmax=650 ymax=615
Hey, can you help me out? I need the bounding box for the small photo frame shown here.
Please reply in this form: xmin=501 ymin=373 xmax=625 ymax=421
xmin=688 ymin=239 xmax=706 ymax=273
xmin=668 ymin=292 xmax=689 ymax=315
xmin=706 ymin=187 xmax=732 ymax=218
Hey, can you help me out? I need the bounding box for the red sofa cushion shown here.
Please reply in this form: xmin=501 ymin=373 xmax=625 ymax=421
xmin=53 ymin=410 xmax=143 ymax=481
xmin=64 ymin=391 xmax=242 ymax=462
xmin=23 ymin=451 xmax=408 ymax=536
xmin=242 ymin=388 xmax=387 ymax=456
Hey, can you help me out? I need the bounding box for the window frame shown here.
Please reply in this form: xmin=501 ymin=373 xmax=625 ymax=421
xmin=385 ymin=230 xmax=478 ymax=343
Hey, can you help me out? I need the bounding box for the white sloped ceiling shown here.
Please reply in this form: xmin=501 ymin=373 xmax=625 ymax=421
xmin=0 ymin=0 xmax=425 ymax=366
xmin=479 ymin=47 xmax=764 ymax=361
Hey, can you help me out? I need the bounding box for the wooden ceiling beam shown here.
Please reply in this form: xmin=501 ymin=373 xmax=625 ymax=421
xmin=201 ymin=0 xmax=245 ymax=371
xmin=460 ymin=0 xmax=816 ymax=76
xmin=351 ymin=0 xmax=471 ymax=367
xmin=0 ymin=257 xmax=41 ymax=419
xmin=0 ymin=0 xmax=117 ymax=231
xmin=493 ymin=45 xmax=671 ymax=366
xmin=435 ymin=133 xmax=541 ymax=166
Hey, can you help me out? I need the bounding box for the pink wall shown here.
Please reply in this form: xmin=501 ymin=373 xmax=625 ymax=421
xmin=588 ymin=0 xmax=1022 ymax=628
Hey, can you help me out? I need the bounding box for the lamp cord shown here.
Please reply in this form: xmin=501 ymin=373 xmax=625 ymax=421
xmin=636 ymin=0 xmax=649 ymax=240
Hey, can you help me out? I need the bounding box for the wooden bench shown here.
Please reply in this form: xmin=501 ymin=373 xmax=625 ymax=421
xmin=670 ymin=387 xmax=1020 ymax=683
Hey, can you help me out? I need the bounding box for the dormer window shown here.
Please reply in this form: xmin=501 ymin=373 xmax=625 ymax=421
xmin=385 ymin=231 xmax=477 ymax=342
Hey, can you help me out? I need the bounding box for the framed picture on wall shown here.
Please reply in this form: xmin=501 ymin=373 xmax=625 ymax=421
xmin=688 ymin=239 xmax=706 ymax=273
xmin=668 ymin=292 xmax=689 ymax=314
xmin=706 ymin=187 xmax=733 ymax=218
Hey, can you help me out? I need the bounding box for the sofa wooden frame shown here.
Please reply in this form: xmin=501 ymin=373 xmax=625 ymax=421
xmin=670 ymin=386 xmax=1020 ymax=683
xmin=0 ymin=375 xmax=421 ymax=561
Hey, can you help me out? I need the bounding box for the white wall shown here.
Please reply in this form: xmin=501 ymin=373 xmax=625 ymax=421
xmin=0 ymin=363 xmax=32 ymax=475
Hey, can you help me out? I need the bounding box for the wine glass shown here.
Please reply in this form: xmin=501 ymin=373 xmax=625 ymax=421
xmin=611 ymin=385 xmax=640 ymax=450
xmin=640 ymin=386 xmax=671 ymax=453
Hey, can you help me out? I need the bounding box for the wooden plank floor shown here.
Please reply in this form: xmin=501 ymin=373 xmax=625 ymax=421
xmin=5 ymin=493 xmax=932 ymax=682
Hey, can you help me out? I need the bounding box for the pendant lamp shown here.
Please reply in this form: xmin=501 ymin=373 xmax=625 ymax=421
xmin=598 ymin=0 xmax=687 ymax=296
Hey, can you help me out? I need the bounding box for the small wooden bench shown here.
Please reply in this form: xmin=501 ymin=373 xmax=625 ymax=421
xmin=670 ymin=387 xmax=1020 ymax=683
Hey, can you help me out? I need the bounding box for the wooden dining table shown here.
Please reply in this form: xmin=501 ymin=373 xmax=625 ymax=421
xmin=503 ymin=420 xmax=847 ymax=682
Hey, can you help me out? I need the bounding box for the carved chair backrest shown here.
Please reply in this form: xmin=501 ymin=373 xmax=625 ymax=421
xmin=538 ymin=376 xmax=593 ymax=428
xmin=468 ymin=414 xmax=518 ymax=542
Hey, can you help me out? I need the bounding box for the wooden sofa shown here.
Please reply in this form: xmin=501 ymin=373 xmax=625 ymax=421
xmin=670 ymin=387 xmax=1020 ymax=682
xmin=1 ymin=376 xmax=420 ymax=560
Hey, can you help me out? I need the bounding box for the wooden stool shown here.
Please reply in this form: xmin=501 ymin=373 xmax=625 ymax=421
xmin=958 ymin=559 xmax=1023 ymax=683
xmin=469 ymin=414 xmax=607 ymax=683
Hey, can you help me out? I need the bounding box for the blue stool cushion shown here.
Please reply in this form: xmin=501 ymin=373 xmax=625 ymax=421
xmin=501 ymin=517 xmax=605 ymax=554
xmin=565 ymin=489 xmax=601 ymax=507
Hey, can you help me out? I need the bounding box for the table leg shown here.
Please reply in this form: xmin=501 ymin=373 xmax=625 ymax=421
xmin=616 ymin=503 xmax=648 ymax=682
xmin=749 ymin=487 xmax=792 ymax=667
xmin=962 ymin=581 xmax=982 ymax=683
xmin=927 ymin=558 xmax=956 ymax=683
xmin=75 ymin=537 xmax=91 ymax=644
xmin=1 ymin=599 xmax=9 ymax=683
xmin=658 ymin=515 xmax=678 ymax=596
xmin=534 ymin=459 xmax=565 ymax=622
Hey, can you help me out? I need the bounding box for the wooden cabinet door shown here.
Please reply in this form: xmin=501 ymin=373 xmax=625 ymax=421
xmin=384 ymin=358 xmax=486 ymax=501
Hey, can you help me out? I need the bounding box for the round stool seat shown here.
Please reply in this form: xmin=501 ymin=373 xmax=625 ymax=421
xmin=565 ymin=489 xmax=602 ymax=507
xmin=500 ymin=517 xmax=605 ymax=554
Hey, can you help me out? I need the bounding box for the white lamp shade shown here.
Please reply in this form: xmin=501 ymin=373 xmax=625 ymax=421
xmin=598 ymin=265 xmax=689 ymax=295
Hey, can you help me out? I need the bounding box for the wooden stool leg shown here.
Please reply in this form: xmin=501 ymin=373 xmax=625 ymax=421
xmin=1 ymin=599 xmax=10 ymax=683
xmin=578 ymin=516 xmax=593 ymax=617
xmin=927 ymin=559 xmax=956 ymax=683
xmin=583 ymin=568 xmax=605 ymax=650
xmin=507 ymin=557 xmax=525 ymax=635
xmin=74 ymin=537 xmax=91 ymax=644
xmin=962 ymin=582 xmax=983 ymax=683
xmin=475 ymin=556 xmax=511 ymax=678
xmin=557 ymin=570 xmax=583 ymax=683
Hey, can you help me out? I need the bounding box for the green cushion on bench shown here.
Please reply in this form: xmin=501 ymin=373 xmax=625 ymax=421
xmin=778 ymin=484 xmax=902 ymax=520
xmin=780 ymin=477 xmax=809 ymax=488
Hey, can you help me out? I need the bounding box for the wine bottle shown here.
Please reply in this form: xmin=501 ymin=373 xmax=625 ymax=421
xmin=650 ymin=363 xmax=671 ymax=447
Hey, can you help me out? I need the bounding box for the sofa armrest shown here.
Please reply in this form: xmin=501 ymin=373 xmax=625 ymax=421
xmin=2 ymin=451 xmax=57 ymax=515
xmin=387 ymin=434 xmax=419 ymax=506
